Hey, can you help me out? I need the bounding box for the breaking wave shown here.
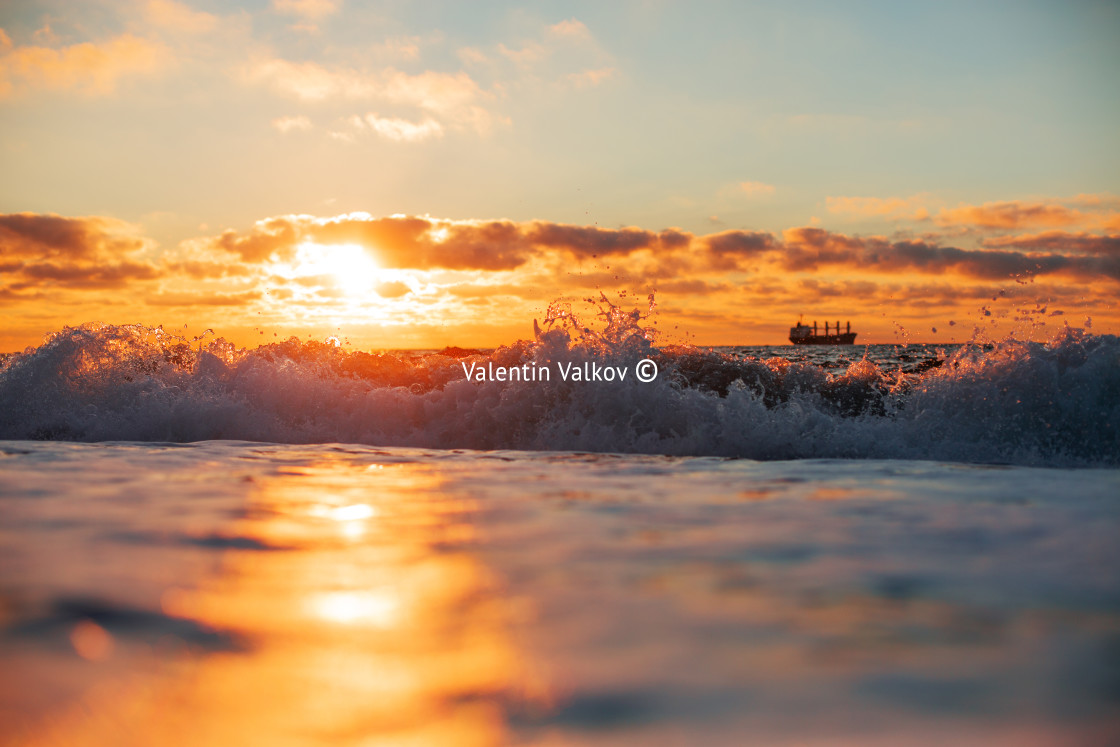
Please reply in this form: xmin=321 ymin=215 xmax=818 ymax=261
xmin=1 ymin=303 xmax=1117 ymax=467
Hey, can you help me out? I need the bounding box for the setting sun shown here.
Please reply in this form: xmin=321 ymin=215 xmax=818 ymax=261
xmin=290 ymin=242 xmax=381 ymax=297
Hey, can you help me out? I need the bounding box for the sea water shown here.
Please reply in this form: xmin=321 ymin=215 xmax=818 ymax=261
xmin=0 ymin=319 xmax=1118 ymax=745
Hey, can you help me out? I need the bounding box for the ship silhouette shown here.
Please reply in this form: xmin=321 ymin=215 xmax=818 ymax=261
xmin=789 ymin=316 xmax=856 ymax=345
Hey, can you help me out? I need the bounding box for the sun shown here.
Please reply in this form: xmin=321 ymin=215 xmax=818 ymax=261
xmin=292 ymin=242 xmax=380 ymax=296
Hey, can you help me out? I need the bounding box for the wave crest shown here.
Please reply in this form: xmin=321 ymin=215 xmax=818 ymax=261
xmin=1 ymin=320 xmax=1116 ymax=467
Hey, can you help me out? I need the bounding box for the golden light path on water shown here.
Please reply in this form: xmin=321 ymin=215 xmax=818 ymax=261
xmin=12 ymin=457 xmax=542 ymax=747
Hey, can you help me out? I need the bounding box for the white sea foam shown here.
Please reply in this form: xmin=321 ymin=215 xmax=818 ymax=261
xmin=0 ymin=320 xmax=1116 ymax=466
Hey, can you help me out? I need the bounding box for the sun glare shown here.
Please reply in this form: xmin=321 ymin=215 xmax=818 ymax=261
xmin=292 ymin=242 xmax=380 ymax=296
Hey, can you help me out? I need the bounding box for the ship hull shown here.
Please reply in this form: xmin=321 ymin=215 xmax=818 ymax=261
xmin=790 ymin=333 xmax=857 ymax=345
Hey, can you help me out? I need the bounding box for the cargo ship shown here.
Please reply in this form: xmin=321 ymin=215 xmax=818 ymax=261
xmin=789 ymin=316 xmax=856 ymax=345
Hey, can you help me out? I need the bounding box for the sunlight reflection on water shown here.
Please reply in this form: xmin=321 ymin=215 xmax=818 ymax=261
xmin=1 ymin=442 xmax=1118 ymax=746
xmin=3 ymin=453 xmax=530 ymax=746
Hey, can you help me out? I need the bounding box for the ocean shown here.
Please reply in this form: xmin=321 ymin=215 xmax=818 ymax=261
xmin=1 ymin=318 xmax=1118 ymax=745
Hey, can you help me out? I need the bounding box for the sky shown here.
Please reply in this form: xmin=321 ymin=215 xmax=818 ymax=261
xmin=1 ymin=0 xmax=1118 ymax=350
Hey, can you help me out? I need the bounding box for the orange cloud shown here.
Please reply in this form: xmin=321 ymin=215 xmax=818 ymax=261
xmin=149 ymin=290 xmax=262 ymax=307
xmin=738 ymin=181 xmax=776 ymax=197
xmin=935 ymin=200 xmax=1085 ymax=229
xmin=0 ymin=213 xmax=146 ymax=259
xmin=982 ymin=231 xmax=1120 ymax=256
xmin=213 ymin=216 xmax=304 ymax=263
xmin=0 ymin=213 xmax=162 ymax=297
xmin=4 ymin=210 xmax=1120 ymax=350
xmin=704 ymin=231 xmax=777 ymax=270
xmin=145 ymin=0 xmax=219 ymax=34
xmin=781 ymin=226 xmax=1120 ymax=281
xmin=5 ymin=209 xmax=1119 ymax=353
xmin=195 ymin=214 xmax=1120 ymax=284
xmin=826 ymin=195 xmax=931 ymax=221
xmin=202 ymin=215 xmax=683 ymax=271
xmin=0 ymin=32 xmax=169 ymax=99
xmin=827 ymin=194 xmax=1120 ymax=233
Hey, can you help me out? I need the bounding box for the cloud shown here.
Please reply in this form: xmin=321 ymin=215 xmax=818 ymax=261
xmin=826 ymin=194 xmax=1120 ymax=234
xmin=272 ymin=0 xmax=340 ymax=20
xmin=373 ymin=37 xmax=423 ymax=62
xmin=549 ymin=19 xmax=592 ymax=40
xmin=198 ymin=215 xmax=675 ymax=271
xmin=12 ymin=210 xmax=1116 ymax=321
xmin=526 ymin=223 xmax=659 ymax=257
xmin=935 ymin=200 xmax=1085 ymax=229
xmin=145 ymin=0 xmax=219 ymax=34
xmin=272 ymin=115 xmax=312 ymax=133
xmin=446 ymin=282 xmax=531 ymax=299
xmin=359 ymin=113 xmax=443 ymax=142
xmin=982 ymin=231 xmax=1120 ymax=256
xmin=424 ymin=221 xmax=536 ymax=269
xmin=0 ymin=213 xmax=163 ymax=291
xmin=0 ymin=213 xmax=148 ymax=260
xmin=704 ymin=230 xmax=776 ymax=255
xmin=458 ymin=47 xmax=488 ymax=66
xmin=656 ymin=279 xmax=729 ymax=295
xmin=149 ymin=290 xmax=262 ymax=307
xmin=246 ymin=58 xmax=374 ymax=100
xmin=213 ymin=216 xmax=305 ymax=263
xmin=798 ymin=278 xmax=881 ymax=299
xmin=499 ymin=19 xmax=592 ymax=68
xmin=826 ymin=195 xmax=930 ymax=221
xmin=564 ymin=66 xmax=616 ymax=88
xmin=246 ymin=60 xmax=502 ymax=135
xmin=738 ymin=181 xmax=776 ymax=198
xmin=1065 ymin=193 xmax=1120 ymax=210
xmin=781 ymin=226 xmax=1120 ymax=281
xmin=171 ymin=260 xmax=254 ymax=278
xmin=0 ymin=33 xmax=169 ymax=99
xmin=375 ymin=281 xmax=411 ymax=298
xmin=21 ymin=260 xmax=162 ymax=288
xmin=379 ymin=68 xmax=500 ymax=133
xmin=493 ymin=16 xmax=614 ymax=93
xmin=658 ymin=229 xmax=692 ymax=249
xmin=703 ymin=230 xmax=778 ymax=270
xmin=194 ymin=213 xmax=1120 ymax=284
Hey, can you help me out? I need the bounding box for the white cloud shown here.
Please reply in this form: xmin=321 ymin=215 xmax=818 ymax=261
xmin=245 ymin=58 xmax=376 ymax=100
xmin=246 ymin=58 xmax=505 ymax=135
xmin=272 ymin=115 xmax=312 ymax=133
xmin=362 ymin=114 xmax=443 ymax=142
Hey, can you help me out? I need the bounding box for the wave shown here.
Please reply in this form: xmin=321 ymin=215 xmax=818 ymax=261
xmin=0 ymin=311 xmax=1117 ymax=467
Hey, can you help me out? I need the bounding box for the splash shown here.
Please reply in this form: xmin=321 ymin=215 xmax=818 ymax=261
xmin=0 ymin=313 xmax=1116 ymax=467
